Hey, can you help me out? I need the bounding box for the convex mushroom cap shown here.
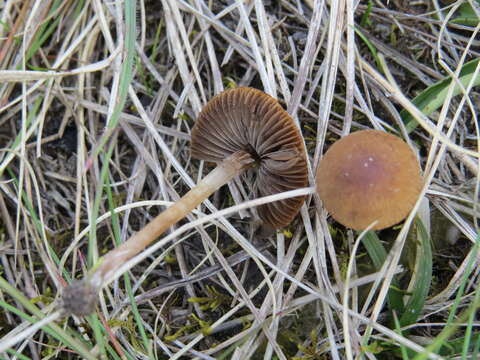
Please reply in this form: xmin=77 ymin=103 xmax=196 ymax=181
xmin=316 ymin=130 xmax=422 ymax=230
xmin=191 ymin=87 xmax=308 ymax=230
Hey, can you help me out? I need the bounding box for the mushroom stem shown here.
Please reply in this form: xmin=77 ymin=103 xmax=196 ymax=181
xmin=88 ymin=150 xmax=254 ymax=287
xmin=61 ymin=151 xmax=254 ymax=317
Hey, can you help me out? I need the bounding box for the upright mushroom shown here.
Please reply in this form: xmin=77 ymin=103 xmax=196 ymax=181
xmin=316 ymin=130 xmax=422 ymax=230
xmin=62 ymin=87 xmax=308 ymax=316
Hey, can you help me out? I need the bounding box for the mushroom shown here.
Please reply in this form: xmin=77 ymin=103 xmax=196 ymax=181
xmin=191 ymin=87 xmax=308 ymax=231
xmin=316 ymin=129 xmax=422 ymax=231
xmin=62 ymin=87 xmax=308 ymax=316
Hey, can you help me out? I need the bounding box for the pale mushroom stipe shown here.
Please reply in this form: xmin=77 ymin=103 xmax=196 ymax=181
xmin=61 ymin=87 xmax=308 ymax=316
xmin=316 ymin=130 xmax=423 ymax=231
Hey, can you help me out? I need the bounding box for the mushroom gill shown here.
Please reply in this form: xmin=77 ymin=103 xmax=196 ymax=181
xmin=191 ymin=87 xmax=308 ymax=230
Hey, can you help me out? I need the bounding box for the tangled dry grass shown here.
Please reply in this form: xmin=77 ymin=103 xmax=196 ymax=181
xmin=0 ymin=0 xmax=479 ymax=359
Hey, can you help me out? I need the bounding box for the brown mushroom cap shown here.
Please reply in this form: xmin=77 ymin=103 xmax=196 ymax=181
xmin=316 ymin=130 xmax=422 ymax=230
xmin=191 ymin=87 xmax=308 ymax=230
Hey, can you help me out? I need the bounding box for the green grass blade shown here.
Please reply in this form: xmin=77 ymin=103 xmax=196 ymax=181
xmin=106 ymin=344 xmax=124 ymax=360
xmin=414 ymin=293 xmax=480 ymax=360
xmin=413 ymin=235 xmax=480 ymax=360
xmin=87 ymin=0 xmax=137 ymax=266
xmin=450 ymin=3 xmax=480 ymax=27
xmin=89 ymin=313 xmax=107 ymax=358
xmin=400 ymin=58 xmax=480 ymax=133
xmin=393 ymin=312 xmax=410 ymax=360
xmin=473 ymin=330 xmax=480 ymax=358
xmin=461 ymin=277 xmax=480 ymax=358
xmin=105 ymin=176 xmax=151 ymax=356
xmin=354 ymin=27 xmax=380 ymax=69
xmin=90 ymin=0 xmax=137 ymax=161
xmin=399 ymin=218 xmax=432 ymax=326
xmin=434 ymin=333 xmax=480 ymax=356
xmin=23 ymin=0 xmax=64 ymax=64
xmin=87 ymin=142 xmax=116 ymax=266
xmin=361 ymin=231 xmax=404 ymax=314
xmin=0 ymin=277 xmax=95 ymax=359
xmin=4 ymin=349 xmax=31 ymax=360
xmin=360 ymin=0 xmax=373 ymax=27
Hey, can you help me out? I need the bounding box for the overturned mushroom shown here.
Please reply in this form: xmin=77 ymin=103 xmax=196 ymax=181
xmin=191 ymin=87 xmax=308 ymax=231
xmin=62 ymin=87 xmax=308 ymax=316
xmin=316 ymin=130 xmax=422 ymax=231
